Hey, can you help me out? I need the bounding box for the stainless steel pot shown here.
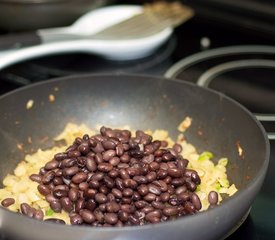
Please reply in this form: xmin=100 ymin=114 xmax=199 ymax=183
xmin=0 ymin=0 xmax=112 ymax=31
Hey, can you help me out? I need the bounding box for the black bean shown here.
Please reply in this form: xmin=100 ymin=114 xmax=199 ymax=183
xmin=145 ymin=210 xmax=161 ymax=222
xmin=53 ymin=177 xmax=63 ymax=186
xmin=94 ymin=209 xmax=104 ymax=223
xmin=152 ymin=201 xmax=165 ymax=210
xmin=171 ymin=178 xmax=185 ymax=187
xmin=68 ymin=188 xmax=79 ymax=202
xmin=144 ymin=144 xmax=154 ymax=154
xmin=208 ymin=191 xmax=218 ymax=205
xmin=20 ymin=203 xmax=30 ymax=216
xmin=120 ymin=204 xmax=135 ymax=214
xmin=184 ymin=202 xmax=196 ymax=214
xmin=60 ymin=197 xmax=73 ymax=212
xmin=80 ymin=209 xmax=96 ymax=223
xmin=54 ymin=152 xmax=68 ymax=161
xmin=143 ymin=193 xmax=156 ymax=202
xmin=98 ymin=163 xmax=113 ymax=172
xmin=45 ymin=160 xmax=59 ymax=170
xmin=133 ymin=176 xmax=147 ymax=184
xmin=50 ymin=200 xmax=62 ymax=213
xmin=79 ymin=182 xmax=89 ymax=191
xmin=34 ymin=209 xmax=44 ymax=220
xmin=173 ymin=143 xmax=182 ymax=153
xmin=95 ymin=193 xmax=108 ymax=204
xmin=61 ymin=158 xmax=76 ymax=168
xmin=148 ymin=184 xmax=161 ymax=195
xmin=106 ymin=201 xmax=120 ymax=213
xmin=105 ymin=213 xmax=118 ymax=225
xmin=72 ymin=172 xmax=88 ymax=184
xmin=119 ymin=169 xmax=130 ymax=179
xmin=75 ymin=198 xmax=86 ymax=213
xmin=63 ymin=166 xmax=79 ymax=177
xmin=42 ymin=171 xmax=55 ymax=184
xmin=99 ymin=185 xmax=109 ymax=195
xmin=70 ymin=214 xmax=83 ymax=225
xmin=137 ymin=184 xmax=149 ymax=196
xmin=44 ymin=218 xmax=66 ymax=224
xmin=115 ymin=144 xmax=124 ymax=156
xmin=92 ymin=172 xmax=104 ymax=181
xmin=86 ymin=157 xmax=97 ymax=172
xmin=118 ymin=211 xmax=129 ymax=222
xmin=45 ymin=194 xmax=58 ymax=203
xmin=156 ymin=170 xmax=168 ymax=179
xmin=109 ymin=157 xmax=120 ymax=166
xmin=112 ymin=188 xmax=122 ymax=199
xmin=109 ymin=169 xmax=119 ymax=178
xmin=175 ymin=186 xmax=187 ymax=195
xmin=167 ymin=168 xmax=183 ymax=178
xmin=95 ymin=153 xmax=104 ymax=164
xmin=53 ymin=189 xmax=68 ymax=199
xmin=162 ymin=153 xmax=175 ymax=162
xmin=128 ymin=215 xmax=140 ymax=225
xmin=1 ymin=198 xmax=15 ymax=207
xmin=142 ymin=154 xmax=154 ymax=164
xmin=186 ymin=179 xmax=197 ymax=191
xmin=167 ymin=162 xmax=177 ymax=169
xmin=118 ymin=163 xmax=130 ymax=169
xmin=103 ymin=176 xmax=115 ymax=189
xmin=191 ymin=172 xmax=201 ymax=185
xmin=123 ymin=179 xmax=138 ymax=189
xmin=37 ymin=184 xmax=51 ymax=196
xmin=115 ymin=178 xmax=124 ymax=191
xmin=168 ymin=196 xmax=178 ymax=206
xmin=29 ymin=174 xmax=42 ymax=183
xmin=163 ymin=207 xmax=179 ymax=217
xmin=120 ymin=153 xmax=130 ymax=163
xmin=85 ymin=199 xmax=97 ymax=211
xmin=122 ymin=188 xmax=134 ymax=197
xmin=146 ymin=172 xmax=157 ymax=182
xmin=160 ymin=192 xmax=170 ymax=202
xmin=78 ymin=142 xmax=90 ymax=155
xmin=191 ymin=193 xmax=202 ymax=210
xmin=134 ymin=200 xmax=148 ymax=209
xmin=68 ymin=150 xmax=81 ymax=158
xmin=149 ymin=162 xmax=159 ymax=171
xmin=102 ymin=150 xmax=116 ymax=161
xmin=92 ymin=142 xmax=104 ymax=153
xmin=84 ymin=189 xmax=97 ymax=199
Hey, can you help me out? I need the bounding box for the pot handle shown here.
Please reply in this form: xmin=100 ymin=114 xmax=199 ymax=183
xmin=0 ymin=32 xmax=42 ymax=50
xmin=197 ymin=59 xmax=275 ymax=141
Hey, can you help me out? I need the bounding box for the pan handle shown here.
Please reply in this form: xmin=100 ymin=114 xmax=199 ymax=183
xmin=0 ymin=32 xmax=42 ymax=50
xmin=197 ymin=59 xmax=275 ymax=141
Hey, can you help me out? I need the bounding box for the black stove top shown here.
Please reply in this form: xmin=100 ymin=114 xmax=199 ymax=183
xmin=0 ymin=7 xmax=275 ymax=240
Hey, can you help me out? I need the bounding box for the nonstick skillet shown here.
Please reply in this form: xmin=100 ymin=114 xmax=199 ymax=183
xmin=0 ymin=74 xmax=269 ymax=240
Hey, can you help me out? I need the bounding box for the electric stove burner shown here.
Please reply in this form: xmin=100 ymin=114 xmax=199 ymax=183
xmin=165 ymin=45 xmax=275 ymax=139
xmin=0 ymin=36 xmax=176 ymax=95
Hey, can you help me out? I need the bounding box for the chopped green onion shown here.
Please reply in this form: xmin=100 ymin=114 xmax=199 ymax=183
xmin=198 ymin=151 xmax=213 ymax=161
xmin=46 ymin=208 xmax=54 ymax=216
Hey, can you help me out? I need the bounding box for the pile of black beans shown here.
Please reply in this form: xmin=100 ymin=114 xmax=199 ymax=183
xmin=29 ymin=126 xmax=204 ymax=227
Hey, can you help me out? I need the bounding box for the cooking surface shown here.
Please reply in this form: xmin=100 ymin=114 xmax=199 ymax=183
xmin=0 ymin=6 xmax=275 ymax=240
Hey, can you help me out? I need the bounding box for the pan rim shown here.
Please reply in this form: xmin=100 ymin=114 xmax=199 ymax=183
xmin=0 ymin=73 xmax=270 ymax=234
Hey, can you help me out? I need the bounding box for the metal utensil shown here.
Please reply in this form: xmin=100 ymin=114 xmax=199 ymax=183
xmin=0 ymin=2 xmax=193 ymax=50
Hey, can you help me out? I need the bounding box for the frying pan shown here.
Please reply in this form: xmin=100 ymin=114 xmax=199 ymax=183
xmin=0 ymin=74 xmax=269 ymax=240
xmin=0 ymin=0 xmax=112 ymax=31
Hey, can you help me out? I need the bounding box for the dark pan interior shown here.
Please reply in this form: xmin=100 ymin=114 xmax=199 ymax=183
xmin=0 ymin=74 xmax=268 ymax=191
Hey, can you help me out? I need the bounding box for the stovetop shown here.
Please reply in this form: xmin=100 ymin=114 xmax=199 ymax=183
xmin=0 ymin=6 xmax=275 ymax=240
